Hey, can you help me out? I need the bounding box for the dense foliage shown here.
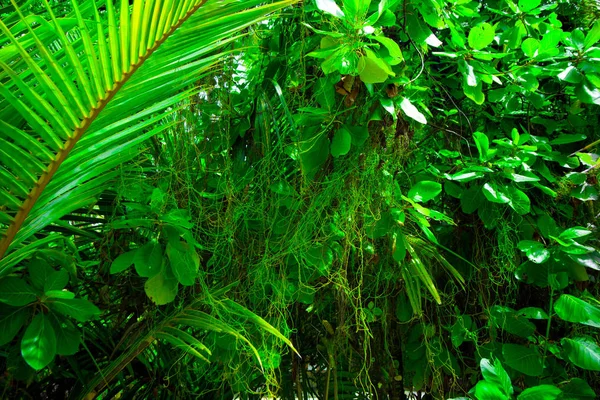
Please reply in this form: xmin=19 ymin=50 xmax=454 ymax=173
xmin=1 ymin=0 xmax=599 ymax=399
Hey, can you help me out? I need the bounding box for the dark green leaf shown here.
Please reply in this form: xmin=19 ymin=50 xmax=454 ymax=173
xmin=0 ymin=305 xmax=29 ymax=346
xmin=561 ymin=378 xmax=596 ymax=400
xmin=0 ymin=277 xmax=38 ymax=306
xmin=167 ymin=241 xmax=200 ymax=286
xmin=331 ymin=127 xmax=352 ymax=157
xmin=47 ymin=298 xmax=101 ymax=322
xmin=21 ymin=313 xmax=56 ymax=370
xmin=502 ymin=343 xmax=543 ymax=376
xmin=561 ymin=337 xmax=600 ymax=371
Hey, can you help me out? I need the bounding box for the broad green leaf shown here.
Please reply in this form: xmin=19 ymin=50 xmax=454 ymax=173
xmin=584 ymin=20 xmax=600 ymax=50
xmin=166 ymin=241 xmax=200 ymax=286
xmin=474 ymin=380 xmax=509 ymax=400
xmin=561 ymin=337 xmax=600 ymax=371
xmin=316 ymin=0 xmax=345 ymax=18
xmin=21 ymin=313 xmax=56 ymax=370
xmin=134 ymin=240 xmax=162 ymax=278
xmin=47 ymin=298 xmax=101 ymax=322
xmin=517 ymin=385 xmax=561 ymax=400
xmin=480 ymin=358 xmax=513 ymax=397
xmin=518 ymin=0 xmax=541 ymax=12
xmin=0 ymin=277 xmax=38 ymax=306
xmin=491 ymin=306 xmax=536 ymax=338
xmin=557 ymin=66 xmax=583 ymax=84
xmin=27 ymin=258 xmax=53 ymax=291
xmin=521 ymin=38 xmax=539 ymax=58
xmin=473 ymin=132 xmax=489 ymax=161
xmin=561 ymin=378 xmax=596 ymax=400
xmin=461 ymin=185 xmax=484 ymax=214
xmin=551 ymin=133 xmax=587 ymax=145
xmin=482 ymin=183 xmax=510 ymax=204
xmin=559 ymin=227 xmax=591 ymax=240
xmin=400 ymin=97 xmax=427 ymax=124
xmin=408 ymin=181 xmax=441 ymax=203
xmin=575 ymin=78 xmax=600 ymax=105
xmin=554 ymin=295 xmax=600 ymax=328
xmin=358 ymin=54 xmax=389 ymax=83
xmin=145 ymin=265 xmax=179 ymax=305
xmin=468 ymin=23 xmax=495 ymax=50
xmin=372 ymin=35 xmax=403 ymax=60
xmin=502 ymin=343 xmax=543 ymax=376
xmin=347 ymin=125 xmax=369 ymax=146
xmin=44 ymin=269 xmax=68 ymax=292
xmin=505 ymin=186 xmax=530 ymax=215
xmin=50 ymin=316 xmax=80 ymax=356
xmin=517 ymin=240 xmax=550 ymax=264
xmin=0 ymin=305 xmax=29 ymax=346
xmin=331 ymin=127 xmax=352 ymax=157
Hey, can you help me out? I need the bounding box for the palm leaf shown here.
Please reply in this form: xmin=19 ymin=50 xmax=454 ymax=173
xmin=0 ymin=0 xmax=294 ymax=271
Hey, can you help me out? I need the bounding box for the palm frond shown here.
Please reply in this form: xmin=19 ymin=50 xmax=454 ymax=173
xmin=0 ymin=0 xmax=295 ymax=270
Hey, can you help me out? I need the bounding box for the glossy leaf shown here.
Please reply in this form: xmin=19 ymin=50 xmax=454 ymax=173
xmin=400 ymin=97 xmax=427 ymax=124
xmin=47 ymin=298 xmax=101 ymax=322
xmin=554 ymin=295 xmax=600 ymax=328
xmin=21 ymin=313 xmax=56 ymax=370
xmin=408 ymin=181 xmax=441 ymax=203
xmin=561 ymin=337 xmax=600 ymax=371
xmin=468 ymin=23 xmax=495 ymax=50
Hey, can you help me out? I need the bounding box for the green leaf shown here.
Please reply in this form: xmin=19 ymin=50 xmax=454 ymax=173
xmin=518 ymin=0 xmax=541 ymax=12
xmin=47 ymin=298 xmax=101 ymax=322
xmin=331 ymin=127 xmax=352 ymax=157
xmin=316 ymin=0 xmax=345 ymax=18
xmin=44 ymin=269 xmax=68 ymax=292
xmin=348 ymin=125 xmax=369 ymax=147
xmin=473 ymin=132 xmax=489 ymax=161
xmin=0 ymin=305 xmax=29 ymax=346
xmin=474 ymin=380 xmax=509 ymax=400
xmin=27 ymin=258 xmax=53 ymax=291
xmin=145 ymin=264 xmax=179 ymax=305
xmin=554 ymin=295 xmax=600 ymax=328
xmin=468 ymin=23 xmax=495 ymax=50
xmin=482 ymin=183 xmax=510 ymax=204
xmin=505 ymin=186 xmax=530 ymax=215
xmin=400 ymin=97 xmax=427 ymax=124
xmin=408 ymin=181 xmax=442 ymax=203
xmin=491 ymin=306 xmax=536 ymax=338
xmin=559 ymin=227 xmax=592 ymax=240
xmin=502 ymin=343 xmax=543 ymax=376
xmin=480 ymin=358 xmax=513 ymax=397
xmin=372 ymin=36 xmax=403 ymax=60
xmin=561 ymin=337 xmax=600 ymax=371
xmin=21 ymin=313 xmax=56 ymax=370
xmin=517 ymin=385 xmax=561 ymax=400
xmin=584 ymin=20 xmax=600 ymax=50
xmin=575 ymin=78 xmax=600 ymax=105
xmin=0 ymin=277 xmax=38 ymax=306
xmin=561 ymin=378 xmax=596 ymax=400
xmin=134 ymin=240 xmax=163 ymax=278
xmin=358 ymin=54 xmax=389 ymax=84
xmin=521 ymin=38 xmax=539 ymax=58
xmin=49 ymin=315 xmax=80 ymax=356
xmin=517 ymin=240 xmax=550 ymax=264
xmin=166 ymin=241 xmax=200 ymax=286
xmin=517 ymin=307 xmax=548 ymax=320
xmin=551 ymin=133 xmax=587 ymax=145
xmin=461 ymin=185 xmax=484 ymax=214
